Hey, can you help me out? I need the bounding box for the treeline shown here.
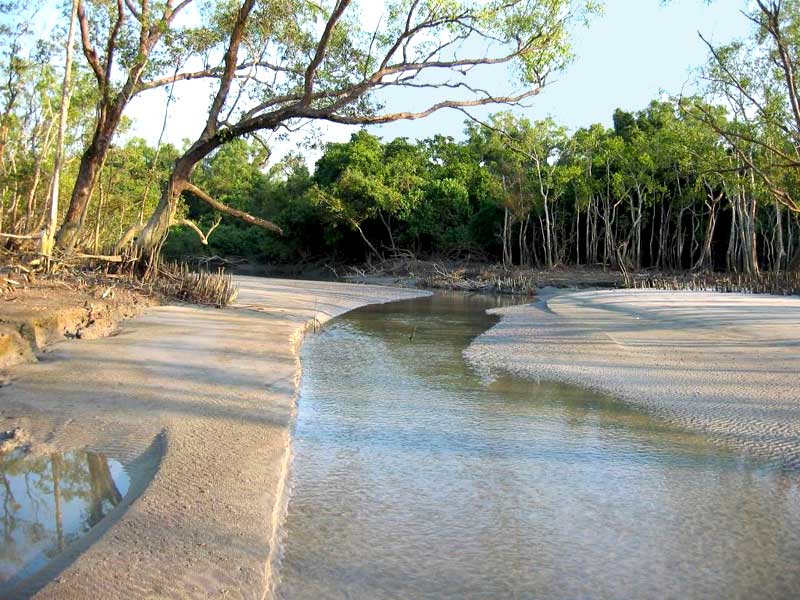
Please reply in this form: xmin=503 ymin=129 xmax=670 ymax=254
xmin=165 ymin=99 xmax=799 ymax=274
xmin=0 ymin=0 xmax=590 ymax=266
xmin=1 ymin=1 xmax=799 ymax=275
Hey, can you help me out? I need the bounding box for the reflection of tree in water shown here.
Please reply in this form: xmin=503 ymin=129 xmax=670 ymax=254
xmin=0 ymin=451 xmax=125 ymax=587
xmin=86 ymin=453 xmax=123 ymax=528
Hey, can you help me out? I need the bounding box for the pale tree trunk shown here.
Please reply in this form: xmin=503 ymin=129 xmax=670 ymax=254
xmin=133 ymin=158 xmax=195 ymax=261
xmin=542 ymin=196 xmax=553 ymax=268
xmin=41 ymin=0 xmax=78 ymax=259
xmin=502 ymin=207 xmax=512 ymax=267
xmin=692 ymin=185 xmax=722 ymax=272
xmin=727 ymin=185 xmax=739 ymax=272
xmin=25 ymin=118 xmax=56 ymax=232
xmin=775 ymin=202 xmax=786 ymax=271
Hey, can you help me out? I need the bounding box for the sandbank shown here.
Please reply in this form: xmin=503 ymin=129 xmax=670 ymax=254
xmin=466 ymin=289 xmax=800 ymax=467
xmin=1 ymin=277 xmax=426 ymax=599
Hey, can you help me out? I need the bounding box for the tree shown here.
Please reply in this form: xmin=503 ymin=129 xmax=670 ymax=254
xmin=55 ymin=0 xmax=206 ymax=251
xmin=41 ymin=0 xmax=79 ymax=260
xmin=128 ymin=0 xmax=597 ymax=264
xmin=691 ymin=0 xmax=800 ymax=212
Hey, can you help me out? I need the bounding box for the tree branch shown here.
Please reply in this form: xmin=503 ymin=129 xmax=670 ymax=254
xmin=303 ymin=0 xmax=352 ymax=101
xmin=103 ymin=0 xmax=125 ymax=96
xmin=183 ymin=183 xmax=283 ymax=235
xmin=123 ymin=0 xmax=141 ymax=21
xmin=308 ymin=87 xmax=543 ymax=125
xmin=174 ymin=215 xmax=221 ymax=245
xmin=77 ymin=0 xmax=105 ymax=85
xmin=201 ymin=0 xmax=256 ymax=140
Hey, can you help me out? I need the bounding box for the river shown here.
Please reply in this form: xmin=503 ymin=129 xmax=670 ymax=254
xmin=273 ymin=293 xmax=800 ymax=599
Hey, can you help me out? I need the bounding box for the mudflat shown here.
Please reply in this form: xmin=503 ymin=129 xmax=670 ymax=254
xmin=466 ymin=289 xmax=800 ymax=467
xmin=1 ymin=277 xmax=425 ymax=599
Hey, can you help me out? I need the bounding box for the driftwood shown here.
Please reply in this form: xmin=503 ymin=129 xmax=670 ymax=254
xmin=419 ymin=263 xmax=537 ymax=296
xmin=0 ymin=231 xmax=43 ymax=240
xmin=72 ymin=252 xmax=125 ymax=263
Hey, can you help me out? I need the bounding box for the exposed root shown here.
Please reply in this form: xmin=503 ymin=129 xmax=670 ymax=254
xmin=155 ymin=261 xmax=238 ymax=307
xmin=418 ymin=263 xmax=537 ymax=295
xmin=1 ymin=249 xmax=238 ymax=308
xmin=629 ymin=271 xmax=800 ymax=296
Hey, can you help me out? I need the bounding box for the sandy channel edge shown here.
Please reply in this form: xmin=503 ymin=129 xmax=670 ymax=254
xmin=1 ymin=277 xmax=428 ymax=599
xmin=466 ymin=288 xmax=800 ymax=467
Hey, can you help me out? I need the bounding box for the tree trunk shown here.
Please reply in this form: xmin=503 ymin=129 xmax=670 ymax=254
xmin=93 ymin=175 xmax=106 ymax=253
xmin=87 ymin=453 xmax=123 ymax=527
xmin=378 ymin=210 xmax=396 ymax=254
xmin=41 ymin=0 xmax=78 ymax=258
xmin=693 ymin=187 xmax=720 ymax=272
xmin=543 ymin=195 xmax=553 ymax=268
xmin=134 ymin=163 xmax=193 ymax=263
xmin=55 ymin=109 xmax=119 ymax=251
xmin=501 ymin=207 xmax=511 ymax=267
xmin=727 ymin=186 xmax=739 ymax=272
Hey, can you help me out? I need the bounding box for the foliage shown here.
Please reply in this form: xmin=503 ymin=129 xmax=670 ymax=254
xmin=3 ymin=0 xmax=800 ymax=279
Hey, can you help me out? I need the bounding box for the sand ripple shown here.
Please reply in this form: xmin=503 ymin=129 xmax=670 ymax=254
xmin=466 ymin=289 xmax=800 ymax=468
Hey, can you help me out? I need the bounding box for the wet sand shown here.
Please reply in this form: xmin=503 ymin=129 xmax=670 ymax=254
xmin=466 ymin=289 xmax=800 ymax=467
xmin=1 ymin=277 xmax=426 ymax=599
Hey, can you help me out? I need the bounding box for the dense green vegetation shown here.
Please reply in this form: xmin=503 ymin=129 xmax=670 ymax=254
xmin=1 ymin=1 xmax=800 ymax=275
xmin=163 ymin=99 xmax=799 ymax=273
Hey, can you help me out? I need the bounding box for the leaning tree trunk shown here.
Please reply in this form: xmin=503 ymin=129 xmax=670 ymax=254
xmin=134 ymin=163 xmax=193 ymax=263
xmin=133 ymin=138 xmax=282 ymax=266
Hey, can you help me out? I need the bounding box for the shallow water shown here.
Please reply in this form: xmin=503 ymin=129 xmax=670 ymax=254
xmin=275 ymin=293 xmax=800 ymax=599
xmin=0 ymin=449 xmax=129 ymax=591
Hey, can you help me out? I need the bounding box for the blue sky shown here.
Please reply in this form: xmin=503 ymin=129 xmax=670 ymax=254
xmin=120 ymin=0 xmax=753 ymax=163
xmin=369 ymin=0 xmax=752 ymax=140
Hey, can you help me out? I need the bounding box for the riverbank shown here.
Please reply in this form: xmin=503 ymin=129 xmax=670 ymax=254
xmin=466 ymin=289 xmax=800 ymax=467
xmin=0 ymin=277 xmax=426 ymax=598
xmin=0 ymin=278 xmax=157 ymax=370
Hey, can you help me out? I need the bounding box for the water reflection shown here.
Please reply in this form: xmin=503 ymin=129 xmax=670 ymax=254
xmin=275 ymin=293 xmax=800 ymax=599
xmin=0 ymin=449 xmax=129 ymax=591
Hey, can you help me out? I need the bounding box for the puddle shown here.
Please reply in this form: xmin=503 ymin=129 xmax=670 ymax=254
xmin=0 ymin=448 xmax=130 ymax=591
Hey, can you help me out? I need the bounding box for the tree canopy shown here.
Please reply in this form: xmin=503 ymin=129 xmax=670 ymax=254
xmin=3 ymin=0 xmax=800 ymax=277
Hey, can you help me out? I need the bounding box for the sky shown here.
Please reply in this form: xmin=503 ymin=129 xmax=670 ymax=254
xmin=118 ymin=0 xmax=753 ymax=166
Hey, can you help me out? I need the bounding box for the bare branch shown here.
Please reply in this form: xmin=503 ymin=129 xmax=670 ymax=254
xmin=103 ymin=0 xmax=125 ymax=95
xmin=303 ymin=0 xmax=352 ymax=101
xmin=307 ymin=88 xmax=543 ymax=126
xmin=174 ymin=215 xmax=222 ymax=245
xmin=77 ymin=0 xmax=105 ymax=84
xmin=183 ymin=183 xmax=283 ymax=235
xmin=201 ymin=0 xmax=257 ymax=140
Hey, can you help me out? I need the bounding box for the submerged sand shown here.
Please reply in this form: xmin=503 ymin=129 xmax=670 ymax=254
xmin=466 ymin=289 xmax=800 ymax=467
xmin=1 ymin=277 xmax=426 ymax=599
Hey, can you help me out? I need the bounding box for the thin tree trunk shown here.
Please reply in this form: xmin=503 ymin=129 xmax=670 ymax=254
xmin=93 ymin=175 xmax=106 ymax=253
xmin=42 ymin=0 xmax=78 ymax=259
xmin=378 ymin=210 xmax=396 ymax=254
